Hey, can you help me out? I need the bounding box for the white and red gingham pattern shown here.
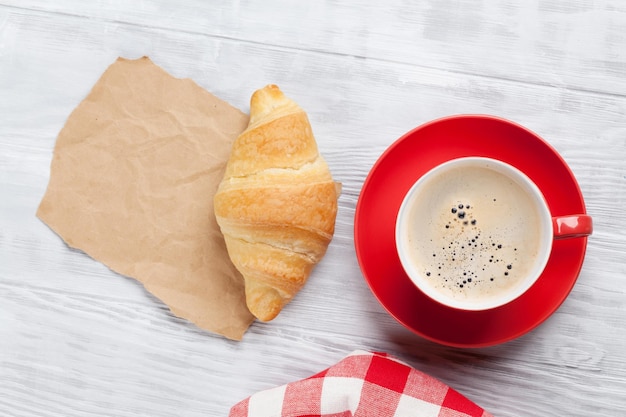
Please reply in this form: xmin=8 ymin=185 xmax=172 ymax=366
xmin=230 ymin=350 xmax=493 ymax=417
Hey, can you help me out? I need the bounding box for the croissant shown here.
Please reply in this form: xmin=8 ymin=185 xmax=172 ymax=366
xmin=214 ymin=85 xmax=339 ymax=322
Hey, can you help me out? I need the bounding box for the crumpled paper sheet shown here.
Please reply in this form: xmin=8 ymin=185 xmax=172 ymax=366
xmin=37 ymin=56 xmax=255 ymax=340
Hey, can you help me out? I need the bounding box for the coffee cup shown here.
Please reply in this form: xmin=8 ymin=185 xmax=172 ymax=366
xmin=395 ymin=157 xmax=592 ymax=311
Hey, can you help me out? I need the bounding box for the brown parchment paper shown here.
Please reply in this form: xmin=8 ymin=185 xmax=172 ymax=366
xmin=37 ymin=56 xmax=255 ymax=340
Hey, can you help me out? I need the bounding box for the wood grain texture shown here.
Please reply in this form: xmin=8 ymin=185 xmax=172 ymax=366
xmin=1 ymin=1 xmax=625 ymax=416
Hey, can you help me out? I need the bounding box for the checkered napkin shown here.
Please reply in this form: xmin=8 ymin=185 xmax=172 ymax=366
xmin=230 ymin=350 xmax=492 ymax=417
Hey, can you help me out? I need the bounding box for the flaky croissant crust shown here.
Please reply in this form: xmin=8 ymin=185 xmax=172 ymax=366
xmin=214 ymin=85 xmax=339 ymax=321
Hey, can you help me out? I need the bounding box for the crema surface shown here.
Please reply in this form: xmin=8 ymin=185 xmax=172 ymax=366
xmin=405 ymin=165 xmax=543 ymax=306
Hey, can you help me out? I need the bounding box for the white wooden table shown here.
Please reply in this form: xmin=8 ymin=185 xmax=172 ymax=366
xmin=1 ymin=1 xmax=625 ymax=416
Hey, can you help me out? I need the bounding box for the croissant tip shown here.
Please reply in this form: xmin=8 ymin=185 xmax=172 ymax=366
xmin=246 ymin=284 xmax=285 ymax=322
xmin=251 ymin=84 xmax=284 ymax=103
xmin=249 ymin=303 xmax=281 ymax=322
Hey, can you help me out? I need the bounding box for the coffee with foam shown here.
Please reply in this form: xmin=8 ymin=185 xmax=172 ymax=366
xmin=396 ymin=158 xmax=551 ymax=310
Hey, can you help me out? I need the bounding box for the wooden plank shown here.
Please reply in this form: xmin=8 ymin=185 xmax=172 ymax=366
xmin=2 ymin=0 xmax=625 ymax=96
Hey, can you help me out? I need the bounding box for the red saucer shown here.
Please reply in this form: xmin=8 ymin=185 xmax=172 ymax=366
xmin=354 ymin=115 xmax=589 ymax=348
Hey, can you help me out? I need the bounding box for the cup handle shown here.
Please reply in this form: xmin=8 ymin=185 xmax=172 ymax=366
xmin=553 ymin=215 xmax=593 ymax=239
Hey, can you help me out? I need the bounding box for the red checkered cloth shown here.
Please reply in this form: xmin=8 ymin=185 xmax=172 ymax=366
xmin=230 ymin=350 xmax=492 ymax=417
